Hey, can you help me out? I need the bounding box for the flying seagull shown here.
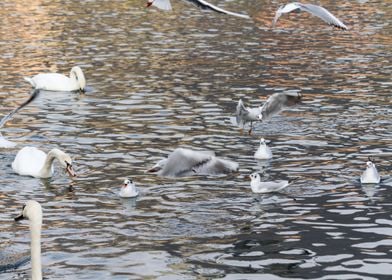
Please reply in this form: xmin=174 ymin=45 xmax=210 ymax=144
xmin=147 ymin=148 xmax=239 ymax=177
xmin=146 ymin=0 xmax=250 ymax=19
xmin=273 ymin=3 xmax=348 ymax=30
xmin=233 ymin=92 xmax=302 ymax=134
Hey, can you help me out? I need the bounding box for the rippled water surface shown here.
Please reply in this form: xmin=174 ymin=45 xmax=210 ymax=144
xmin=0 ymin=0 xmax=391 ymax=279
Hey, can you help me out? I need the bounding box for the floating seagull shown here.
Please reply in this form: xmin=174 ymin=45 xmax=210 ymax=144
xmin=233 ymin=92 xmax=302 ymax=134
xmin=24 ymin=66 xmax=86 ymax=92
xmin=360 ymin=158 xmax=380 ymax=184
xmin=0 ymin=89 xmax=40 ymax=148
xmin=147 ymin=148 xmax=239 ymax=177
xmin=254 ymin=138 xmax=272 ymax=160
xmin=12 ymin=147 xmax=76 ymax=178
xmin=249 ymin=173 xmax=290 ymax=193
xmin=119 ymin=178 xmax=139 ymax=198
xmin=273 ymin=3 xmax=348 ymax=30
xmin=146 ymin=0 xmax=250 ymax=19
xmin=14 ymin=200 xmax=43 ymax=280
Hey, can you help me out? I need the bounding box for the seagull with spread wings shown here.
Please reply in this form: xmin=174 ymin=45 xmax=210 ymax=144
xmin=273 ymin=2 xmax=348 ymax=30
xmin=146 ymin=0 xmax=250 ymax=19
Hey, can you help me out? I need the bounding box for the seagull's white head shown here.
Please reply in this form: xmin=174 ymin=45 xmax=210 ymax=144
xmin=258 ymin=114 xmax=263 ymax=121
xmin=123 ymin=178 xmax=134 ymax=188
xmin=366 ymin=161 xmax=374 ymax=168
xmin=249 ymin=173 xmax=261 ymax=182
xmin=147 ymin=159 xmax=167 ymax=173
xmin=260 ymin=138 xmax=266 ymax=145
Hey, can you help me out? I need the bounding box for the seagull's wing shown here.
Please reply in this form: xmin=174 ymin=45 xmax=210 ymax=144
xmin=185 ymin=0 xmax=250 ymax=19
xmin=299 ymin=3 xmax=348 ymax=30
xmin=160 ymin=148 xmax=214 ymax=177
xmin=260 ymin=92 xmax=301 ymax=120
xmin=235 ymin=99 xmax=248 ymax=125
xmin=197 ymin=157 xmax=239 ymax=175
xmin=272 ymin=2 xmax=301 ymax=27
xmin=149 ymin=0 xmax=173 ymax=11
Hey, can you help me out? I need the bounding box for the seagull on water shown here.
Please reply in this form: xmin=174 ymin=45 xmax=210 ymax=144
xmin=254 ymin=138 xmax=272 ymax=160
xmin=273 ymin=3 xmax=348 ymax=30
xmin=360 ymin=158 xmax=380 ymax=184
xmin=119 ymin=178 xmax=139 ymax=198
xmin=146 ymin=0 xmax=250 ymax=19
xmin=233 ymin=91 xmax=302 ymax=134
xmin=147 ymin=148 xmax=239 ymax=177
xmin=249 ymin=173 xmax=291 ymax=194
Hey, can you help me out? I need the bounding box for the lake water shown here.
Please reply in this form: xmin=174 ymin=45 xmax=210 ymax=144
xmin=0 ymin=0 xmax=391 ymax=279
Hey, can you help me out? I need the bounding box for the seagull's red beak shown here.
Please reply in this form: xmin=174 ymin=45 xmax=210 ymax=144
xmin=146 ymin=1 xmax=153 ymax=8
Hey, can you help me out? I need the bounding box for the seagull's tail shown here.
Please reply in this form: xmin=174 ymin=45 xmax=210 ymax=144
xmin=23 ymin=77 xmax=36 ymax=88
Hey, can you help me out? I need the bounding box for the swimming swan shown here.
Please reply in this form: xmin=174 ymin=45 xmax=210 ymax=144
xmin=14 ymin=200 xmax=43 ymax=280
xmin=250 ymin=173 xmax=290 ymax=193
xmin=119 ymin=178 xmax=139 ymax=198
xmin=24 ymin=66 xmax=86 ymax=92
xmin=12 ymin=147 xmax=76 ymax=178
xmin=147 ymin=148 xmax=239 ymax=177
xmin=360 ymin=159 xmax=380 ymax=184
xmin=254 ymin=138 xmax=272 ymax=160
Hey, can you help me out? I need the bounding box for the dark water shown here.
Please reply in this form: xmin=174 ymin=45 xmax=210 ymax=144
xmin=0 ymin=0 xmax=391 ymax=279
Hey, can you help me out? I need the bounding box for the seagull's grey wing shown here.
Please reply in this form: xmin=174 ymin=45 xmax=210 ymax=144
xmin=196 ymin=157 xmax=238 ymax=175
xmin=298 ymin=3 xmax=348 ymax=30
xmin=272 ymin=3 xmax=301 ymax=28
xmin=184 ymin=0 xmax=250 ymax=19
xmin=150 ymin=0 xmax=172 ymax=11
xmin=235 ymin=99 xmax=248 ymax=125
xmin=261 ymin=180 xmax=290 ymax=192
xmin=260 ymin=92 xmax=301 ymax=120
xmin=160 ymin=148 xmax=214 ymax=177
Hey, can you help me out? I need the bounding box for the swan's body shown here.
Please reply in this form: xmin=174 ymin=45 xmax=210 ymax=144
xmin=233 ymin=92 xmax=302 ymax=134
xmin=14 ymin=200 xmax=43 ymax=280
xmin=360 ymin=160 xmax=380 ymax=184
xmin=119 ymin=179 xmax=139 ymax=198
xmin=250 ymin=173 xmax=290 ymax=193
xmin=12 ymin=147 xmax=76 ymax=178
xmin=24 ymin=66 xmax=86 ymax=92
xmin=147 ymin=148 xmax=238 ymax=177
xmin=273 ymin=3 xmax=348 ymax=30
xmin=147 ymin=0 xmax=250 ymax=19
xmin=254 ymin=138 xmax=272 ymax=160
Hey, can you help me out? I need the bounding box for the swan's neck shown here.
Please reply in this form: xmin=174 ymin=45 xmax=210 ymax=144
xmin=30 ymin=219 xmax=42 ymax=280
xmin=38 ymin=150 xmax=58 ymax=178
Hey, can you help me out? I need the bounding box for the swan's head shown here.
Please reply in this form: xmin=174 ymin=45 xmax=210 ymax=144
xmin=123 ymin=178 xmax=135 ymax=188
xmin=51 ymin=149 xmax=76 ymax=177
xmin=146 ymin=0 xmax=154 ymax=7
xmin=146 ymin=159 xmax=167 ymax=173
xmin=249 ymin=173 xmax=260 ymax=182
xmin=70 ymin=66 xmax=86 ymax=91
xmin=14 ymin=200 xmax=42 ymax=224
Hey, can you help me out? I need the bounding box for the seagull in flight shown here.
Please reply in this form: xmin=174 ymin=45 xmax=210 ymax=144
xmin=233 ymin=92 xmax=302 ymax=135
xmin=146 ymin=0 xmax=250 ymax=19
xmin=273 ymin=2 xmax=348 ymax=30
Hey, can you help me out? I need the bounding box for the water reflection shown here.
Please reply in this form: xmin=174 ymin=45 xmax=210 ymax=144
xmin=0 ymin=0 xmax=391 ymax=279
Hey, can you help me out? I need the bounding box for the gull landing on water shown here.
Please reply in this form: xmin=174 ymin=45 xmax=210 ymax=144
xmin=273 ymin=3 xmax=348 ymax=30
xmin=232 ymin=92 xmax=302 ymax=135
xmin=146 ymin=0 xmax=250 ymax=19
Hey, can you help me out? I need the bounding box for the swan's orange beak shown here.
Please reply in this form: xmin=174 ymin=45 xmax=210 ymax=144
xmin=66 ymin=164 xmax=77 ymax=177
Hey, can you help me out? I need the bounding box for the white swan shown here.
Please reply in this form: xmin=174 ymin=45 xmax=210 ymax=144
xmin=24 ymin=66 xmax=86 ymax=92
xmin=250 ymin=173 xmax=290 ymax=193
xmin=254 ymin=138 xmax=272 ymax=160
xmin=12 ymin=147 xmax=76 ymax=178
xmin=360 ymin=159 xmax=380 ymax=184
xmin=146 ymin=0 xmax=250 ymax=19
xmin=147 ymin=148 xmax=238 ymax=177
xmin=273 ymin=3 xmax=348 ymax=30
xmin=14 ymin=200 xmax=43 ymax=280
xmin=119 ymin=178 xmax=139 ymax=198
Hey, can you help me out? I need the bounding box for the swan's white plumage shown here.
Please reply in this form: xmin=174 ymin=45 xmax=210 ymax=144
xmin=12 ymin=147 xmax=75 ymax=178
xmin=254 ymin=138 xmax=272 ymax=160
xmin=24 ymin=66 xmax=86 ymax=92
